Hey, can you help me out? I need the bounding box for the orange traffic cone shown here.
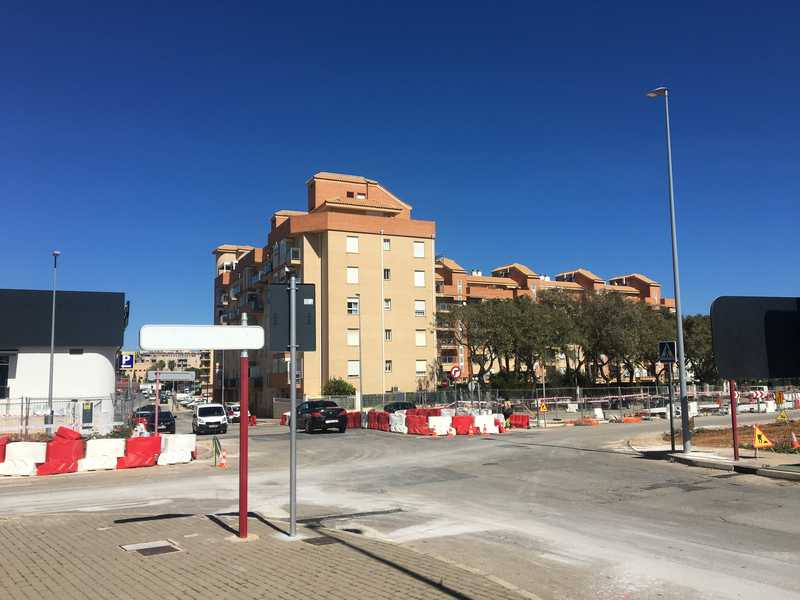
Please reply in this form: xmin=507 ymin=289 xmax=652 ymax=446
xmin=791 ymin=432 xmax=800 ymax=449
xmin=218 ymin=449 xmax=228 ymax=469
xmin=467 ymin=426 xmax=475 ymax=437
xmin=482 ymin=425 xmax=491 ymax=438
xmin=447 ymin=426 xmax=456 ymax=439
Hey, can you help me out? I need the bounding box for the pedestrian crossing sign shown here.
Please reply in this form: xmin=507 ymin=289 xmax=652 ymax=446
xmin=539 ymin=402 xmax=548 ymax=413
xmin=658 ymin=341 xmax=676 ymax=363
xmin=777 ymin=410 xmax=789 ymax=423
xmin=753 ymin=425 xmax=773 ymax=449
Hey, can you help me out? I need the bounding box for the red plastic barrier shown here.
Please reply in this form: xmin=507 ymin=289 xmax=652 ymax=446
xmin=509 ymin=414 xmax=529 ymax=429
xmin=54 ymin=426 xmax=82 ymax=441
xmin=346 ymin=411 xmax=361 ymax=429
xmin=405 ymin=415 xmax=431 ymax=435
xmin=377 ymin=411 xmax=390 ymax=432
xmin=37 ymin=437 xmax=85 ymax=476
xmin=0 ymin=434 xmax=9 ymax=463
xmin=451 ymin=415 xmax=474 ymax=435
xmin=280 ymin=413 xmax=289 ymax=426
xmin=368 ymin=411 xmax=379 ymax=430
xmin=117 ymin=436 xmax=161 ymax=469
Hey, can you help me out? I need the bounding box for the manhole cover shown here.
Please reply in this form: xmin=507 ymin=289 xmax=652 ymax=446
xmin=303 ymin=537 xmax=341 ymax=546
xmin=120 ymin=540 xmax=182 ymax=556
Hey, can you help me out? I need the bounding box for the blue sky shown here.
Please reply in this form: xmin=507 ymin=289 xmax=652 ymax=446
xmin=2 ymin=2 xmax=798 ymax=349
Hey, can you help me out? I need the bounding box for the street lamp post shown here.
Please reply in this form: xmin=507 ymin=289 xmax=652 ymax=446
xmin=355 ymin=293 xmax=363 ymax=400
xmin=47 ymin=250 xmax=61 ymax=434
xmin=647 ymin=86 xmax=691 ymax=452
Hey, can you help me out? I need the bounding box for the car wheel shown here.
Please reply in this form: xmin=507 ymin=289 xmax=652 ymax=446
xmin=338 ymin=426 xmax=347 ymax=434
xmin=168 ymin=427 xmax=176 ymax=434
xmin=192 ymin=425 xmax=196 ymax=434
xmin=222 ymin=427 xmax=227 ymax=434
xmin=305 ymin=420 xmax=312 ymax=434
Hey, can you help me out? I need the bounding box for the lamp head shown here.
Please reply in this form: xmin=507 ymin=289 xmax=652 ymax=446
xmin=52 ymin=250 xmax=61 ymax=257
xmin=646 ymin=86 xmax=669 ymax=98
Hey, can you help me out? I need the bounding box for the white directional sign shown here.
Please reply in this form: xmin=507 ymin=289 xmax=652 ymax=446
xmin=139 ymin=325 xmax=265 ymax=351
xmin=658 ymin=340 xmax=676 ymax=363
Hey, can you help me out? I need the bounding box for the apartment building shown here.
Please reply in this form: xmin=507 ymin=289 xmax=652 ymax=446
xmin=125 ymin=351 xmax=209 ymax=385
xmin=213 ymin=172 xmax=437 ymax=415
xmin=435 ymin=257 xmax=675 ymax=382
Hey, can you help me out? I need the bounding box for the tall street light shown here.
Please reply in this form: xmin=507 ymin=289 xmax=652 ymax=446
xmin=647 ymin=86 xmax=690 ymax=452
xmin=47 ymin=250 xmax=61 ymax=433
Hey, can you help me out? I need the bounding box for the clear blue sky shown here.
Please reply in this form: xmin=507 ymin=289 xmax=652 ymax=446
xmin=2 ymin=2 xmax=798 ymax=349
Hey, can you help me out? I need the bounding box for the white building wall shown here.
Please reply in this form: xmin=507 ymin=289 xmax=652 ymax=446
xmin=6 ymin=346 xmax=116 ymax=399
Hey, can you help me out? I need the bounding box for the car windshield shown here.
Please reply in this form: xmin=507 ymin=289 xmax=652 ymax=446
xmin=199 ymin=406 xmax=225 ymax=417
xmin=308 ymin=401 xmax=339 ymax=409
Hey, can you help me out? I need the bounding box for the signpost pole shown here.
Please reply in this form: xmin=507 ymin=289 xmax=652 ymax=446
xmin=155 ymin=371 xmax=160 ymax=434
xmin=239 ymin=313 xmax=250 ymax=538
xmin=289 ymin=273 xmax=298 ymax=538
xmin=729 ymin=380 xmax=740 ymax=461
xmin=667 ymin=368 xmax=676 ymax=453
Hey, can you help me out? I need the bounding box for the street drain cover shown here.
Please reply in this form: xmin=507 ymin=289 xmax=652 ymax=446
xmin=303 ymin=537 xmax=341 ymax=546
xmin=120 ymin=540 xmax=182 ymax=556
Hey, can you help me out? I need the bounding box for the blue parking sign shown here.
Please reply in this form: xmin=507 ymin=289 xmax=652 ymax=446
xmin=120 ymin=353 xmax=134 ymax=369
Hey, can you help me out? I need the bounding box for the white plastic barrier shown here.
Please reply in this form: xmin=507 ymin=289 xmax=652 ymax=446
xmin=160 ymin=434 xmax=197 ymax=454
xmin=440 ymin=408 xmax=456 ymax=417
xmin=157 ymin=449 xmax=192 ymax=465
xmin=593 ymin=408 xmax=605 ymax=421
xmin=78 ymin=438 xmax=126 ymax=472
xmin=473 ymin=414 xmax=498 ymax=434
xmin=0 ymin=442 xmax=47 ymax=477
xmin=428 ymin=415 xmax=453 ymax=436
xmin=567 ymin=403 xmax=579 ymax=413
xmin=493 ymin=414 xmax=505 ymax=426
xmin=389 ymin=413 xmax=408 ymax=434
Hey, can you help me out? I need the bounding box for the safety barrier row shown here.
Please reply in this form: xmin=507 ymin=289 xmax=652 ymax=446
xmin=0 ymin=427 xmax=196 ymax=477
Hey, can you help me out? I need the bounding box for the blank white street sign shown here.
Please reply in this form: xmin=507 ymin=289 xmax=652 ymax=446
xmin=139 ymin=325 xmax=265 ymax=351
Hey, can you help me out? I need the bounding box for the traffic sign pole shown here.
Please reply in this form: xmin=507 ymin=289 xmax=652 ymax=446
xmin=729 ymin=380 xmax=740 ymax=461
xmin=239 ymin=313 xmax=250 ymax=539
xmin=289 ymin=273 xmax=298 ymax=538
xmin=155 ymin=371 xmax=159 ymax=434
xmin=667 ymin=368 xmax=675 ymax=453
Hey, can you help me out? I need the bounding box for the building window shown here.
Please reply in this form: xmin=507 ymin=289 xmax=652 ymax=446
xmin=383 ymin=268 xmax=391 ymax=281
xmin=346 ymin=329 xmax=360 ymax=346
xmin=414 ymin=300 xmax=426 ymax=317
xmin=384 ymin=329 xmax=392 ymax=341
xmin=346 ymin=236 xmax=359 ymax=254
xmin=383 ymin=238 xmax=391 ymax=251
xmin=383 ymin=298 xmax=391 ymax=311
xmin=69 ymin=348 xmax=84 ymax=355
xmin=414 ymin=270 xmax=425 ymax=287
xmin=346 ymin=191 xmax=354 ymax=198
xmin=347 ymin=297 xmax=360 ymax=315
xmin=415 ymin=330 xmax=426 ymax=347
xmin=356 ymin=192 xmax=366 ymax=200
xmin=413 ymin=241 xmax=425 ymax=258
xmin=415 ymin=360 xmax=427 ymax=376
xmin=346 ymin=266 xmax=359 ymax=284
xmin=347 ymin=360 xmax=360 ymax=377
xmin=384 ymin=360 xmax=392 ymax=373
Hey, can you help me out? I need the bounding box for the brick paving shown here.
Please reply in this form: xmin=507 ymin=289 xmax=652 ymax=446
xmin=0 ymin=512 xmax=535 ymax=600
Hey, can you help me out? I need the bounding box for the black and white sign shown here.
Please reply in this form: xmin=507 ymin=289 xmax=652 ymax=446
xmin=658 ymin=340 xmax=676 ymax=363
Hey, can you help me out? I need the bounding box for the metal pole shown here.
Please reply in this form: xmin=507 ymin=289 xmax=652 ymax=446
xmin=667 ymin=368 xmax=676 ymax=453
xmin=155 ymin=371 xmax=160 ymax=434
xmin=289 ymin=274 xmax=298 ymax=537
xmin=729 ymin=380 xmax=740 ymax=461
xmin=239 ymin=312 xmax=250 ymax=538
xmin=356 ymin=293 xmax=363 ymax=399
xmin=47 ymin=251 xmax=60 ymax=434
xmin=662 ymin=89 xmax=691 ymax=452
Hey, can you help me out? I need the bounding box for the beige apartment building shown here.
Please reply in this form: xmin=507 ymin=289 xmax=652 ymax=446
xmin=124 ymin=350 xmax=212 ymax=390
xmin=213 ymin=172 xmax=438 ymax=416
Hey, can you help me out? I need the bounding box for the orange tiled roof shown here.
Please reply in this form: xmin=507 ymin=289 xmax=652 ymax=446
xmin=609 ymin=273 xmax=660 ymax=286
xmin=603 ymin=284 xmax=640 ymax=294
xmin=466 ymin=275 xmax=518 ymax=287
xmin=322 ymin=197 xmax=404 ymax=212
xmin=492 ymin=262 xmax=538 ymax=277
xmin=556 ymin=268 xmax=604 ymax=282
xmin=213 ymin=244 xmax=255 ymax=254
xmin=437 ymin=257 xmax=466 ymax=273
xmin=311 ymin=171 xmax=378 ymax=184
xmin=539 ymin=279 xmax=584 ymax=290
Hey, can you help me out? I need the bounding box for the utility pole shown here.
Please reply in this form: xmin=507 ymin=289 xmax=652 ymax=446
xmin=47 ymin=250 xmax=61 ymax=434
xmin=289 ymin=273 xmax=298 ymax=537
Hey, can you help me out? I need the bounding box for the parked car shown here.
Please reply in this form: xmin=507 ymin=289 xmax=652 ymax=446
xmin=226 ymin=403 xmax=241 ymax=423
xmin=383 ymin=401 xmax=416 ymax=413
xmin=192 ymin=403 xmax=228 ymax=434
xmin=295 ymin=400 xmax=347 ymax=433
xmin=132 ymin=406 xmax=176 ymax=434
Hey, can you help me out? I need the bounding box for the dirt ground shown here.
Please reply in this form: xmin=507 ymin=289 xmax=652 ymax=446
xmin=665 ymin=419 xmax=800 ymax=452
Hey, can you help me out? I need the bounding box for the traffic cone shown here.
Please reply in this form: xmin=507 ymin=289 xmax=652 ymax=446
xmin=447 ymin=426 xmax=456 ymax=439
xmin=467 ymin=426 xmax=474 ymax=437
xmin=482 ymin=425 xmax=491 ymax=438
xmin=218 ymin=449 xmax=228 ymax=469
xmin=791 ymin=432 xmax=800 ymax=449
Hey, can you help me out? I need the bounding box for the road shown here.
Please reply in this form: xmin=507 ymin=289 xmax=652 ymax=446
xmin=1 ymin=411 xmax=798 ymax=600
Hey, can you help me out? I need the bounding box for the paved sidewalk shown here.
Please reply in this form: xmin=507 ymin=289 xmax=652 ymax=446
xmin=0 ymin=511 xmax=536 ymax=600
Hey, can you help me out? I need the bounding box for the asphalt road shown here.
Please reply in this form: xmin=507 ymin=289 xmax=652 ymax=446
xmin=2 ymin=411 xmax=798 ymax=600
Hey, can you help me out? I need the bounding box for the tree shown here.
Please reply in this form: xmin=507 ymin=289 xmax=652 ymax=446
xmin=322 ymin=377 xmax=356 ymax=396
xmin=168 ymin=360 xmax=176 ymax=371
xmin=683 ymin=314 xmax=719 ymax=384
xmin=441 ymin=302 xmax=498 ymax=384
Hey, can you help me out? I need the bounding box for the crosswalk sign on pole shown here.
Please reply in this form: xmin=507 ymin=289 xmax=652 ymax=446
xmin=776 ymin=410 xmax=789 ymax=423
xmin=658 ymin=340 xmax=677 ymax=363
xmin=753 ymin=425 xmax=773 ymax=449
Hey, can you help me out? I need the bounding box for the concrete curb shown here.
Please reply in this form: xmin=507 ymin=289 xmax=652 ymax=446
xmin=757 ymin=468 xmax=800 ymax=481
xmin=670 ymin=454 xmax=734 ymax=472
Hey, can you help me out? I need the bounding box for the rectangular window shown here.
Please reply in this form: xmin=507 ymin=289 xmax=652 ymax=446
xmin=383 ymin=238 xmax=391 ymax=251
xmin=384 ymin=360 xmax=392 ymax=373
xmin=413 ymin=241 xmax=425 ymax=258
xmin=356 ymin=192 xmax=366 ymax=200
xmin=346 ymin=266 xmax=359 ymax=284
xmin=347 ymin=360 xmax=360 ymax=377
xmin=346 ymin=329 xmax=360 ymax=346
xmin=414 ymin=300 xmax=426 ymax=317
xmin=384 ymin=329 xmax=392 ymax=341
xmin=415 ymin=360 xmax=427 ymax=376
xmin=414 ymin=270 xmax=425 ymax=287
xmin=346 ymin=191 xmax=354 ymax=198
xmin=384 ymin=298 xmax=392 ymax=311
xmin=346 ymin=236 xmax=359 ymax=253
xmin=347 ymin=297 xmax=360 ymax=315
xmin=383 ymin=268 xmax=391 ymax=280
xmin=415 ymin=330 xmax=426 ymax=347
xmin=69 ymin=348 xmax=84 ymax=355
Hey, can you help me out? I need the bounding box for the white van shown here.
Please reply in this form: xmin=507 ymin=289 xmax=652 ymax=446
xmin=192 ymin=403 xmax=228 ymax=434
